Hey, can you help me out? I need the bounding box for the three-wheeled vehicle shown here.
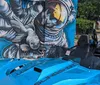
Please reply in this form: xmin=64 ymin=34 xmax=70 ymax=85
xmin=0 ymin=29 xmax=100 ymax=85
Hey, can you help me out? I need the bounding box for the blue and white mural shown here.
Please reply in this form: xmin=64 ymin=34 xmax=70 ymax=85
xmin=0 ymin=0 xmax=77 ymax=59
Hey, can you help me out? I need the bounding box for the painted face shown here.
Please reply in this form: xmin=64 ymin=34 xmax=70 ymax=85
xmin=44 ymin=1 xmax=68 ymax=30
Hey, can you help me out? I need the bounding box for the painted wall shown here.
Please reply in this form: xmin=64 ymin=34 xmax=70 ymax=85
xmin=0 ymin=0 xmax=78 ymax=58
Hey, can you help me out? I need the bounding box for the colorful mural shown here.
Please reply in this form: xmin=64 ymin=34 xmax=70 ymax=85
xmin=0 ymin=0 xmax=76 ymax=59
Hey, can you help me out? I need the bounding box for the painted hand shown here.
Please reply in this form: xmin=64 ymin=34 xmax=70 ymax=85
xmin=26 ymin=31 xmax=40 ymax=50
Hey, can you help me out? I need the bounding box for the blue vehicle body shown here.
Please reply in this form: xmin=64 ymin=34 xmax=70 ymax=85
xmin=0 ymin=58 xmax=100 ymax=85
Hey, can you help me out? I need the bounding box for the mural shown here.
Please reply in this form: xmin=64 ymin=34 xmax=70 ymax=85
xmin=0 ymin=0 xmax=76 ymax=59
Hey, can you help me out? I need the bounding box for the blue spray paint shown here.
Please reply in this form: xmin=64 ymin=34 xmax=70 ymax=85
xmin=64 ymin=0 xmax=78 ymax=48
